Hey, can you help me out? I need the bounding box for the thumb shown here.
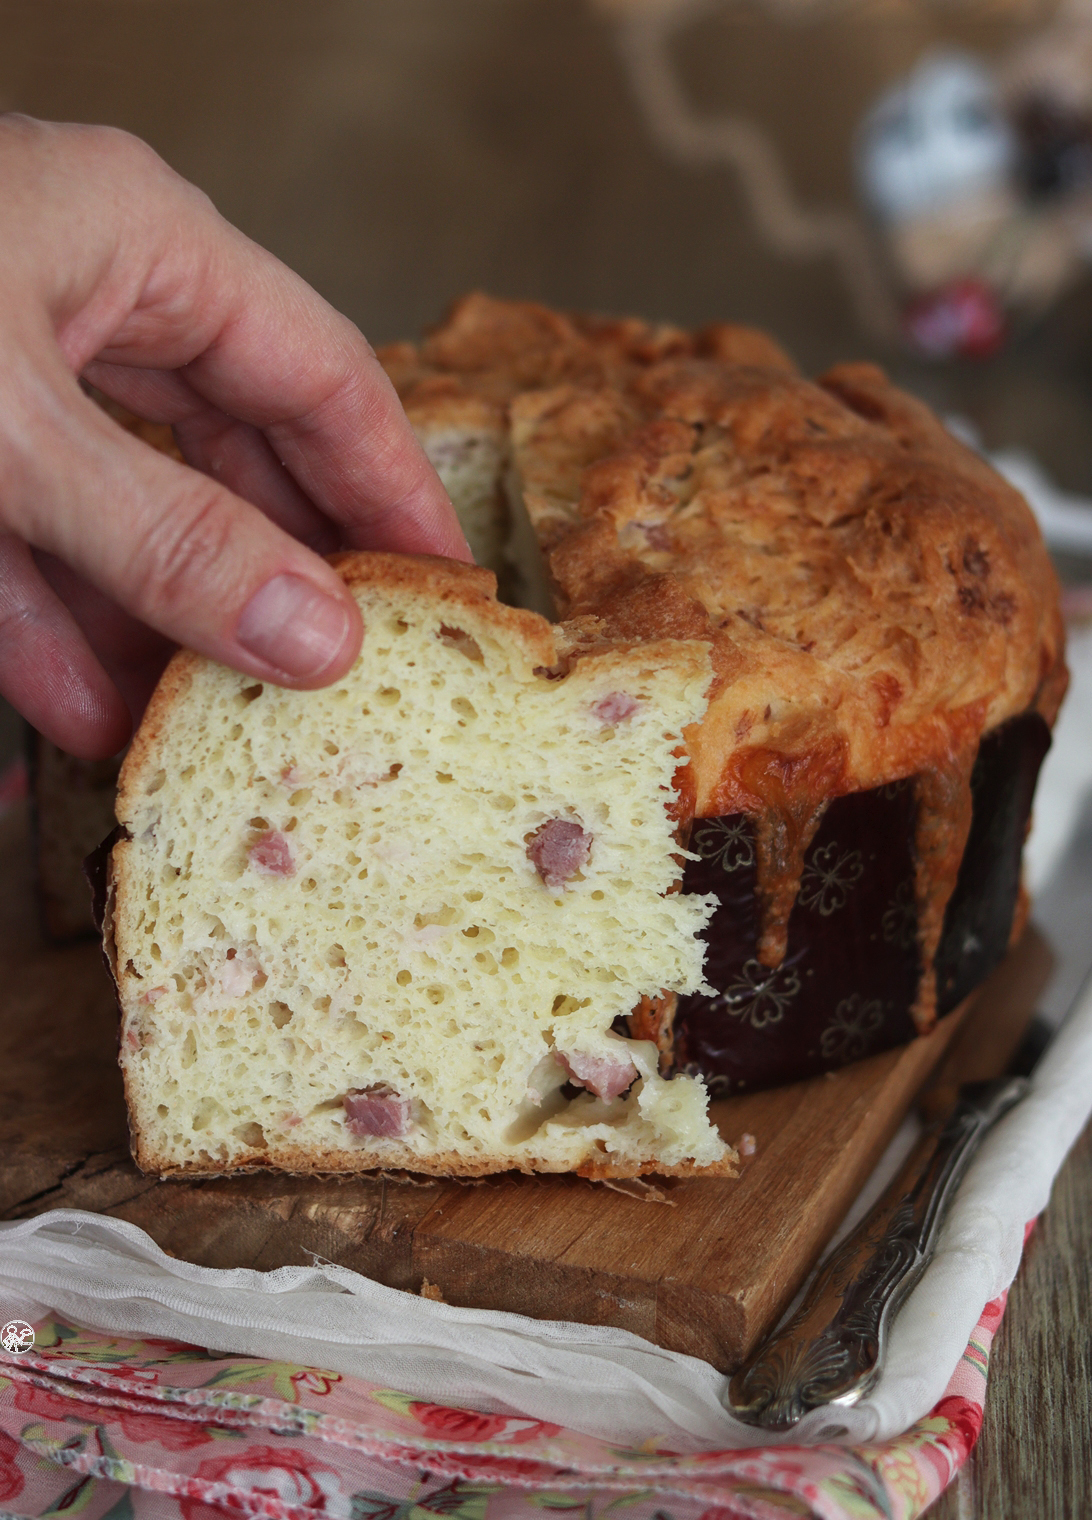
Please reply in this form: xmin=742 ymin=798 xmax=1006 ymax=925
xmin=3 ymin=365 xmax=364 ymax=689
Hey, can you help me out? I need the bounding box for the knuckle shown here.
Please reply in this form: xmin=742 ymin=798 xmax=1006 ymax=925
xmin=0 ymin=589 xmax=33 ymax=646
xmin=83 ymin=122 xmax=162 ymax=174
xmin=0 ymin=538 xmax=42 ymax=642
xmin=313 ymin=367 xmax=412 ymax=478
xmin=0 ymin=112 xmax=42 ymax=148
xmin=0 ymin=594 xmax=38 ymax=651
xmin=290 ymin=330 xmax=384 ymax=427
xmin=128 ymin=482 xmax=241 ymax=621
xmin=76 ymin=125 xmax=190 ymax=211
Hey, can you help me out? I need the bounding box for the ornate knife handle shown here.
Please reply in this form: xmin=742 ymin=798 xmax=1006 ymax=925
xmin=725 ymin=1076 xmax=1027 ymax=1431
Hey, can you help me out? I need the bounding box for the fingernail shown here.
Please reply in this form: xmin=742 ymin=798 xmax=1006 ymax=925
xmin=236 ymin=574 xmax=353 ymax=679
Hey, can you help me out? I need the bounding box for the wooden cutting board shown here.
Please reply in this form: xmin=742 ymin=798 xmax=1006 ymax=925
xmin=0 ymin=802 xmax=1047 ymax=1372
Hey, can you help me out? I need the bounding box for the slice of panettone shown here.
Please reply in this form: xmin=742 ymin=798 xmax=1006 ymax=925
xmin=105 ymin=552 xmax=734 ymax=1180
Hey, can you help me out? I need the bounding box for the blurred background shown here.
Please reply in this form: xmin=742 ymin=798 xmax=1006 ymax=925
xmin=2 ymin=0 xmax=1092 ymax=774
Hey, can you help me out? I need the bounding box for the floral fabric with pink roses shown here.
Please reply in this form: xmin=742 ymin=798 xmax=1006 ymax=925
xmin=0 ymin=1297 xmax=1007 ymax=1520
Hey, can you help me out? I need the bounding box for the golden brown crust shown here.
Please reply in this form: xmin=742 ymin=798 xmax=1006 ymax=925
xmin=381 ymin=292 xmax=799 ymax=430
xmin=116 ymin=658 xmax=197 ymax=822
xmin=132 ymin=1138 xmax=738 ymax=1182
xmin=379 ymin=297 xmax=1067 ymax=1033
xmin=522 ymin=355 xmax=1064 ymax=791
xmin=328 ymin=549 xmax=562 ymax=669
xmin=382 ymin=302 xmax=1065 ymax=774
xmin=692 ymin=322 xmax=797 ymax=372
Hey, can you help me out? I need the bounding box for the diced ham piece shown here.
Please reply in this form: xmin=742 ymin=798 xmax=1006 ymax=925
xmin=561 ymin=1049 xmax=638 ymax=1101
xmin=527 ymin=819 xmax=591 ymax=890
xmin=249 ymin=830 xmax=295 ymax=877
xmin=220 ymin=955 xmax=258 ymax=998
xmin=344 ymin=1084 xmax=412 ymax=1138
xmin=591 ymin=691 xmax=639 ymax=725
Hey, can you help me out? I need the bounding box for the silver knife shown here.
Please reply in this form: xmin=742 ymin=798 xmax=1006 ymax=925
xmin=724 ymin=792 xmax=1092 ymax=1430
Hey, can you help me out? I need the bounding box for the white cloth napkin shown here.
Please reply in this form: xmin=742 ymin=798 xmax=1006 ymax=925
xmin=2 ymin=635 xmax=1090 ymax=1457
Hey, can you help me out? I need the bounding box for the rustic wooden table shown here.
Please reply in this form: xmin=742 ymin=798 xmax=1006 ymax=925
xmin=0 ymin=802 xmax=980 ymax=1373
xmin=930 ymin=1117 xmax=1092 ymax=1520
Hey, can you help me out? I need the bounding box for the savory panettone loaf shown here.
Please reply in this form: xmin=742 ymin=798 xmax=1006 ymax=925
xmin=380 ymin=295 xmax=1067 ymax=1091
xmin=103 ymin=294 xmax=1067 ymax=1175
xmin=106 ymin=553 xmax=733 ymax=1178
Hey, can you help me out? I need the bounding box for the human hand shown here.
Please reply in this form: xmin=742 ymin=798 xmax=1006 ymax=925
xmin=0 ymin=115 xmax=471 ymax=759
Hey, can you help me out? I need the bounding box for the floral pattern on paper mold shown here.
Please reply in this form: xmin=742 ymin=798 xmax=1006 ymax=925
xmin=798 ymin=844 xmax=864 ymax=917
xmin=819 ymin=995 xmax=887 ymax=1063
xmin=881 ymin=883 xmax=918 ymax=952
xmin=719 ymin=960 xmax=803 ymax=1032
xmin=691 ymin=817 xmax=755 ymax=874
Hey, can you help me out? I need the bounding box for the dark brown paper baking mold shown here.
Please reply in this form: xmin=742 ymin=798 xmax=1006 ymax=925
xmin=674 ymin=713 xmax=1051 ymax=1094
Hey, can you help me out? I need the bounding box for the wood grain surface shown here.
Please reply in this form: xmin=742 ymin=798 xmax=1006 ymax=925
xmin=930 ymin=1115 xmax=1092 ymax=1520
xmin=0 ymin=800 xmax=972 ymax=1371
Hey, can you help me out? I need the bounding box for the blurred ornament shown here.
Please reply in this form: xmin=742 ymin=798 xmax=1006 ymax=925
xmin=1014 ymin=95 xmax=1092 ymax=198
xmin=857 ymin=50 xmax=1022 ymax=351
xmin=903 ymin=278 xmax=1006 ymax=358
xmin=1001 ymin=0 xmax=1092 ymax=197
xmin=598 ymin=0 xmax=1092 ymax=355
xmin=858 ymin=52 xmax=1016 ymax=225
xmin=856 ymin=32 xmax=1092 ymax=356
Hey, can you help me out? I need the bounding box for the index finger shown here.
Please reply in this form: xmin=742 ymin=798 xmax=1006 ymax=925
xmin=189 ymin=289 xmax=473 ymax=560
xmin=36 ymin=124 xmax=472 ymax=561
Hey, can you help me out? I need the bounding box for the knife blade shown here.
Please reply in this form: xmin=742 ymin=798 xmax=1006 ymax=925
xmin=724 ymin=792 xmax=1092 ymax=1430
